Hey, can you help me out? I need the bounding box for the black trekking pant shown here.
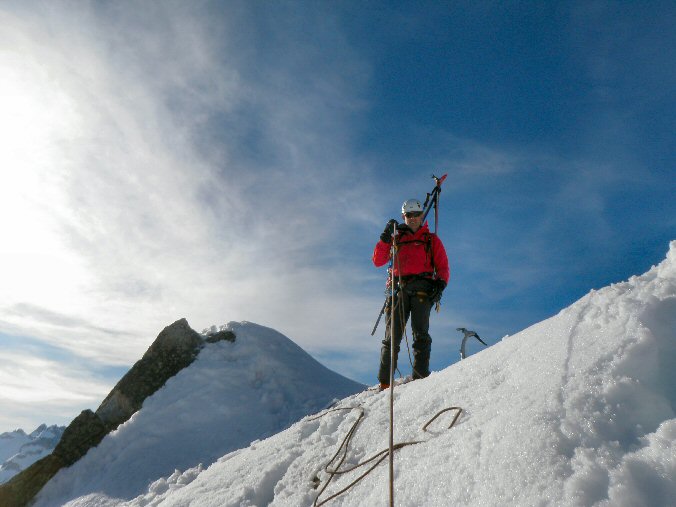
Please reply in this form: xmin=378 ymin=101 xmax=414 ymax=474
xmin=378 ymin=278 xmax=433 ymax=384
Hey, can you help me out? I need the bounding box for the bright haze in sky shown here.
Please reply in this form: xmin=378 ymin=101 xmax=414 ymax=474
xmin=0 ymin=1 xmax=674 ymax=432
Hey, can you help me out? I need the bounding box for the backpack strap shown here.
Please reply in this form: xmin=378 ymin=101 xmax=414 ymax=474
xmin=398 ymin=232 xmax=437 ymax=278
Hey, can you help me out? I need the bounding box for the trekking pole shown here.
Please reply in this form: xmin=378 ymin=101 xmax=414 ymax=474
xmin=424 ymin=173 xmax=448 ymax=314
xmin=388 ymin=227 xmax=397 ymax=507
xmin=371 ymin=295 xmax=393 ymax=336
xmin=372 ymin=268 xmax=397 ymax=336
xmin=371 ymin=226 xmax=398 ymax=336
xmin=421 ymin=173 xmax=447 ymax=231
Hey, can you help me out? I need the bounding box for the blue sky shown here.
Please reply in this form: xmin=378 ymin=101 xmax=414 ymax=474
xmin=0 ymin=0 xmax=674 ymax=433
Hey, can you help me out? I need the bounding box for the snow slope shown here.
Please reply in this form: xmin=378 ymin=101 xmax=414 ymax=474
xmin=35 ymin=242 xmax=675 ymax=507
xmin=0 ymin=425 xmax=64 ymax=484
xmin=32 ymin=322 xmax=364 ymax=506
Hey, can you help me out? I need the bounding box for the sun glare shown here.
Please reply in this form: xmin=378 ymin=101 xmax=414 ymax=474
xmin=0 ymin=50 xmax=87 ymax=308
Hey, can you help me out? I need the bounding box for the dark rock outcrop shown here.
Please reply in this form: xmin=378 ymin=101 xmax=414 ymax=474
xmin=0 ymin=318 xmax=227 ymax=507
xmin=205 ymin=329 xmax=236 ymax=343
xmin=52 ymin=410 xmax=108 ymax=467
xmin=0 ymin=454 xmax=63 ymax=507
xmin=95 ymin=318 xmax=204 ymax=431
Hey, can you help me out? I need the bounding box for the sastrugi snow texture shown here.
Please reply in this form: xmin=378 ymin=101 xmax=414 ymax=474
xmin=35 ymin=242 xmax=675 ymax=506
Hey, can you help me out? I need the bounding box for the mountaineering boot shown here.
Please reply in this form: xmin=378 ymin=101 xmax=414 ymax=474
xmin=379 ymin=383 xmax=390 ymax=391
xmin=377 ymin=339 xmax=400 ymax=385
xmin=412 ymin=334 xmax=432 ymax=380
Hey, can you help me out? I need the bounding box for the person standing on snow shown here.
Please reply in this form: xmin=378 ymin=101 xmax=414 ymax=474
xmin=373 ymin=198 xmax=450 ymax=389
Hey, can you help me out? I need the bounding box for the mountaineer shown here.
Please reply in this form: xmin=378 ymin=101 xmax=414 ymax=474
xmin=373 ymin=198 xmax=450 ymax=389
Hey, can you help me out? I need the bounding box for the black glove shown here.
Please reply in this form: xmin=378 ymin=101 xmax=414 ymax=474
xmin=380 ymin=219 xmax=398 ymax=243
xmin=429 ymin=279 xmax=447 ymax=303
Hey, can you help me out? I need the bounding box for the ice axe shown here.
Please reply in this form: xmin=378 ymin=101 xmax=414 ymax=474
xmin=457 ymin=327 xmax=487 ymax=359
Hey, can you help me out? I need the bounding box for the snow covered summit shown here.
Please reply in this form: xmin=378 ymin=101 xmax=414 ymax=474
xmin=35 ymin=242 xmax=676 ymax=506
xmin=31 ymin=321 xmax=364 ymax=506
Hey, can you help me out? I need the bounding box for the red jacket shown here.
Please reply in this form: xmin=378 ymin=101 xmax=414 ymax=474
xmin=372 ymin=223 xmax=450 ymax=283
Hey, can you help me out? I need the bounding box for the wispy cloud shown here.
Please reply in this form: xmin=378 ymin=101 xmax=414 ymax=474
xmin=4 ymin=303 xmax=132 ymax=337
xmin=0 ymin=332 xmax=123 ymax=430
xmin=0 ymin=1 xmax=386 ymax=430
xmin=2 ymin=1 xmax=672 ymax=433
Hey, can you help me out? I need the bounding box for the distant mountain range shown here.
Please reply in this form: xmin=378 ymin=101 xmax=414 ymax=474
xmin=0 ymin=425 xmax=65 ymax=484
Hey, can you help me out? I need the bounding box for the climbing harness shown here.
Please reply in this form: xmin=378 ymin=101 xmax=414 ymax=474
xmin=311 ymin=404 xmax=463 ymax=506
xmin=392 ymin=250 xmax=427 ymax=381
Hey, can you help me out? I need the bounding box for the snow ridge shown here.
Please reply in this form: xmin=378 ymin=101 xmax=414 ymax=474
xmin=35 ymin=241 xmax=676 ymax=507
xmin=33 ymin=322 xmax=363 ymax=506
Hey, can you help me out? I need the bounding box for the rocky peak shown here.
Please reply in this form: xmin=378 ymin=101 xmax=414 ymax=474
xmin=95 ymin=318 xmax=204 ymax=430
xmin=0 ymin=318 xmax=227 ymax=507
xmin=28 ymin=426 xmax=47 ymax=438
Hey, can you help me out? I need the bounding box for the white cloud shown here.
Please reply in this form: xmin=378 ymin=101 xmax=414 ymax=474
xmin=0 ymin=344 xmax=115 ymax=431
xmin=0 ymin=1 xmax=388 ymax=431
xmin=0 ymin=350 xmax=108 ymax=404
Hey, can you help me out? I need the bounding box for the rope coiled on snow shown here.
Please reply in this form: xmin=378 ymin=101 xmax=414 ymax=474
xmin=310 ymin=404 xmax=463 ymax=506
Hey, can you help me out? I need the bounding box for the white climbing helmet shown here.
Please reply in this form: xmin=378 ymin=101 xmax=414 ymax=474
xmin=401 ymin=198 xmax=423 ymax=215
